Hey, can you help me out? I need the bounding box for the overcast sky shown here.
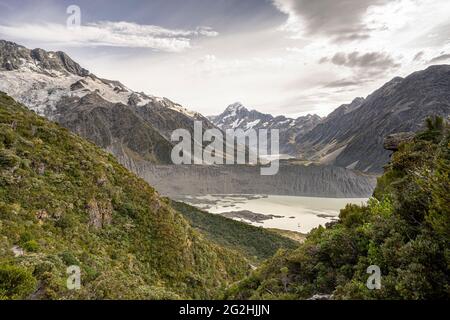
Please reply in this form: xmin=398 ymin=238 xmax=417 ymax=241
xmin=1 ymin=0 xmax=450 ymax=117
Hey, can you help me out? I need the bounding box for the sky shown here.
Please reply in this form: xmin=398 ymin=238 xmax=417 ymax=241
xmin=0 ymin=0 xmax=450 ymax=117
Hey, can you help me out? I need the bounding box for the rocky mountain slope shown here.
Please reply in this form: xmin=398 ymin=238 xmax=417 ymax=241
xmin=209 ymin=102 xmax=321 ymax=155
xmin=133 ymin=162 xmax=377 ymax=198
xmin=296 ymin=66 xmax=450 ymax=173
xmin=0 ymin=92 xmax=256 ymax=299
xmin=0 ymin=40 xmax=220 ymax=165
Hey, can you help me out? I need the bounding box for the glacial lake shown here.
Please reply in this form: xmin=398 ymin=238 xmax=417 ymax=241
xmin=179 ymin=195 xmax=369 ymax=233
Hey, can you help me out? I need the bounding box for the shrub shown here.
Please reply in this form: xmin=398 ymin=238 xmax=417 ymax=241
xmin=23 ymin=240 xmax=39 ymax=252
xmin=0 ymin=265 xmax=37 ymax=300
xmin=0 ymin=149 xmax=20 ymax=168
xmin=33 ymin=261 xmax=55 ymax=277
xmin=0 ymin=125 xmax=15 ymax=147
xmin=55 ymin=214 xmax=75 ymax=230
xmin=59 ymin=251 xmax=79 ymax=266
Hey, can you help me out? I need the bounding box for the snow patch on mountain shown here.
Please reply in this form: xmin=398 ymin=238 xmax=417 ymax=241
xmin=0 ymin=69 xmax=81 ymax=117
xmin=0 ymin=40 xmax=203 ymax=122
xmin=245 ymin=119 xmax=261 ymax=130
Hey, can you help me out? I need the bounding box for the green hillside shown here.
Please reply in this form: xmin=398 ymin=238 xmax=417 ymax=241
xmin=0 ymin=92 xmax=250 ymax=300
xmin=227 ymin=117 xmax=449 ymax=300
xmin=171 ymin=201 xmax=298 ymax=263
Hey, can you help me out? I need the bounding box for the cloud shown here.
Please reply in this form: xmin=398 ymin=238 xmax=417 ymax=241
xmin=412 ymin=21 xmax=450 ymax=48
xmin=0 ymin=21 xmax=218 ymax=52
xmin=316 ymin=51 xmax=401 ymax=92
xmin=272 ymin=0 xmax=391 ymax=41
xmin=323 ymin=79 xmax=360 ymax=88
xmin=320 ymin=51 xmax=401 ymax=70
xmin=413 ymin=51 xmax=425 ymax=62
xmin=428 ymin=53 xmax=450 ymax=64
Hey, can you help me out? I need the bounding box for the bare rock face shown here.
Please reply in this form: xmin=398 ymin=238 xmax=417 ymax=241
xmin=11 ymin=245 xmax=24 ymax=257
xmin=383 ymin=132 xmax=415 ymax=151
xmin=55 ymin=93 xmax=174 ymax=165
xmin=36 ymin=163 xmax=46 ymax=175
xmin=87 ymin=199 xmax=113 ymax=229
xmin=35 ymin=209 xmax=49 ymax=226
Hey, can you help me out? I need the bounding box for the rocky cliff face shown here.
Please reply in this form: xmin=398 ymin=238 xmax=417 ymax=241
xmin=383 ymin=132 xmax=415 ymax=151
xmin=296 ymin=66 xmax=450 ymax=173
xmin=55 ymin=93 xmax=174 ymax=164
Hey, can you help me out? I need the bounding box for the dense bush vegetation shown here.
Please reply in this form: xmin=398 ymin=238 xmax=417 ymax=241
xmin=0 ymin=264 xmax=37 ymax=299
xmin=0 ymin=92 xmax=253 ymax=300
xmin=227 ymin=117 xmax=449 ymax=300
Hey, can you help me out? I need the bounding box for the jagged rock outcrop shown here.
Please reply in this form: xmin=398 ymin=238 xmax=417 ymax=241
xmin=87 ymin=198 xmax=113 ymax=229
xmin=383 ymin=132 xmax=415 ymax=151
xmin=0 ymin=40 xmax=89 ymax=76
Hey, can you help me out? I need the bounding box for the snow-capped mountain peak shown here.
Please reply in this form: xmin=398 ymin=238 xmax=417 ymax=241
xmin=209 ymin=102 xmax=322 ymax=155
xmin=225 ymin=102 xmax=247 ymax=113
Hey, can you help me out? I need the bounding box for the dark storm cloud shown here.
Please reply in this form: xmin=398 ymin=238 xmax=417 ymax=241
xmin=273 ymin=0 xmax=391 ymax=41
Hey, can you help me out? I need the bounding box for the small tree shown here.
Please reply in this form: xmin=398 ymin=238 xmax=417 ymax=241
xmin=419 ymin=116 xmax=446 ymax=142
xmin=425 ymin=116 xmax=444 ymax=132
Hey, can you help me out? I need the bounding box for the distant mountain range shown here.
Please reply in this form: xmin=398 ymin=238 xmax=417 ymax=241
xmin=209 ymin=102 xmax=321 ymax=155
xmin=1 ymin=39 xmax=449 ymax=175
xmin=210 ymin=66 xmax=450 ymax=173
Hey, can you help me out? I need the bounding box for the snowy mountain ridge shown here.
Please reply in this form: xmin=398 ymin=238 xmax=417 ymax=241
xmin=0 ymin=40 xmax=201 ymax=120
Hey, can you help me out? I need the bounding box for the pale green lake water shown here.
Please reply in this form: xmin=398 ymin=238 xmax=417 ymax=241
xmin=182 ymin=195 xmax=369 ymax=233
